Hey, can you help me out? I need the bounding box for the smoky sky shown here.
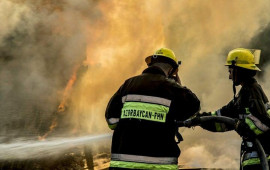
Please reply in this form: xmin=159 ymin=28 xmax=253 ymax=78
xmin=249 ymin=23 xmax=270 ymax=72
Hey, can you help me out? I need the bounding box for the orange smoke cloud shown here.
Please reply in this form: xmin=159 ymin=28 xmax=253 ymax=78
xmin=64 ymin=1 xmax=167 ymax=134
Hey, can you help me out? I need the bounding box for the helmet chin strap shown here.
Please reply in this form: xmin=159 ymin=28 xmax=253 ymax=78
xmin=168 ymin=68 xmax=175 ymax=77
xmin=168 ymin=66 xmax=179 ymax=78
xmin=232 ymin=60 xmax=237 ymax=102
xmin=169 ymin=62 xmax=180 ymax=77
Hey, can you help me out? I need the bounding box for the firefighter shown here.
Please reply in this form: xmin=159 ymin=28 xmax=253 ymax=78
xmin=199 ymin=48 xmax=270 ymax=170
xmin=105 ymin=47 xmax=200 ymax=170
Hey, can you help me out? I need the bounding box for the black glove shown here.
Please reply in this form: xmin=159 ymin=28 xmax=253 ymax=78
xmin=198 ymin=112 xmax=211 ymax=117
xmin=184 ymin=117 xmax=201 ymax=128
xmin=235 ymin=120 xmax=256 ymax=139
xmin=183 ymin=112 xmax=212 ymax=128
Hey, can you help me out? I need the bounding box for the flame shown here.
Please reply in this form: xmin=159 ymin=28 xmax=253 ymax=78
xmin=38 ymin=117 xmax=58 ymax=141
xmin=57 ymin=64 xmax=80 ymax=113
xmin=39 ymin=64 xmax=80 ymax=140
xmin=64 ymin=1 xmax=166 ymax=135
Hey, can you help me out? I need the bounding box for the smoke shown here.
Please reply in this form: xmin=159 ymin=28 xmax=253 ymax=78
xmin=0 ymin=0 xmax=89 ymax=137
xmin=249 ymin=23 xmax=270 ymax=70
xmin=1 ymin=0 xmax=270 ymax=168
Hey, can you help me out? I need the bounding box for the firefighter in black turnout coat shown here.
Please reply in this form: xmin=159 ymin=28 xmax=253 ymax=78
xmin=105 ymin=48 xmax=200 ymax=170
xmin=200 ymin=48 xmax=270 ymax=170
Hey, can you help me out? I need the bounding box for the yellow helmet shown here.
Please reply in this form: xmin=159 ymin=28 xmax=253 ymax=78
xmin=225 ymin=48 xmax=261 ymax=71
xmin=145 ymin=48 xmax=181 ymax=68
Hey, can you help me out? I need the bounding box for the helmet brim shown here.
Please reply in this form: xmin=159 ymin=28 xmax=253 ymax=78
xmin=225 ymin=64 xmax=261 ymax=71
xmin=145 ymin=55 xmax=180 ymax=67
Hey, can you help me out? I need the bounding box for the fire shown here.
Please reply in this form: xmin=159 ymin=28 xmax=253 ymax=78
xmin=39 ymin=64 xmax=81 ymax=140
xmin=38 ymin=117 xmax=57 ymax=141
xmin=61 ymin=1 xmax=166 ymax=134
xmin=57 ymin=64 xmax=80 ymax=113
xmin=37 ymin=0 xmax=166 ymax=140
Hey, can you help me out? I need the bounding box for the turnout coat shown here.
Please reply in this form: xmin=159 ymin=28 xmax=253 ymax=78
xmin=105 ymin=66 xmax=200 ymax=170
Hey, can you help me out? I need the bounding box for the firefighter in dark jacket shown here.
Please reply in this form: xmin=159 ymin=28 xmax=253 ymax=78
xmin=105 ymin=47 xmax=200 ymax=170
xmin=200 ymin=48 xmax=270 ymax=170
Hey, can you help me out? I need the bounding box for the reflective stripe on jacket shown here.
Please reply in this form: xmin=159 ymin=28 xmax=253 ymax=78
xmin=242 ymin=151 xmax=270 ymax=167
xmin=110 ymin=153 xmax=178 ymax=169
xmin=110 ymin=160 xmax=178 ymax=170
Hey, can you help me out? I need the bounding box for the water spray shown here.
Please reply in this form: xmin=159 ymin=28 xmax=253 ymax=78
xmin=0 ymin=133 xmax=112 ymax=160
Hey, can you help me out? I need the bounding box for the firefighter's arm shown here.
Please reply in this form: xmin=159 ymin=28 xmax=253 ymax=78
xmin=105 ymin=85 xmax=124 ymax=130
xmin=200 ymin=100 xmax=236 ymax=132
xmin=175 ymin=87 xmax=200 ymax=121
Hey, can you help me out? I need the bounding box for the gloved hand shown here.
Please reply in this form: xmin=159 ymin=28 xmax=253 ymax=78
xmin=235 ymin=120 xmax=256 ymax=139
xmin=169 ymin=73 xmax=181 ymax=85
xmin=184 ymin=117 xmax=201 ymax=128
xmin=198 ymin=112 xmax=212 ymax=117
xmin=183 ymin=112 xmax=212 ymax=128
xmin=175 ymin=74 xmax=181 ymax=85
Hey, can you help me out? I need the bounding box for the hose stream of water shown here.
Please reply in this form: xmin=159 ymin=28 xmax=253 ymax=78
xmin=0 ymin=133 xmax=112 ymax=160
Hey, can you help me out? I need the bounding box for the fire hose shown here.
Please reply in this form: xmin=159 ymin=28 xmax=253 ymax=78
xmin=176 ymin=116 xmax=269 ymax=170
